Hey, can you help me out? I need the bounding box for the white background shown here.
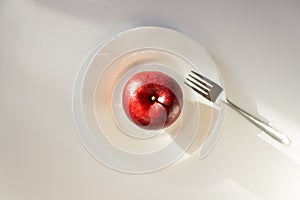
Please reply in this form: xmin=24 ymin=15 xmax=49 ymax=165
xmin=1 ymin=0 xmax=300 ymax=199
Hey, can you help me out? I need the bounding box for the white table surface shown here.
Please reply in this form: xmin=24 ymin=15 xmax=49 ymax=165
xmin=1 ymin=0 xmax=300 ymax=199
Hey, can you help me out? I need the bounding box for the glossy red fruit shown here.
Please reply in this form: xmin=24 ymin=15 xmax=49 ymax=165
xmin=122 ymin=71 xmax=183 ymax=130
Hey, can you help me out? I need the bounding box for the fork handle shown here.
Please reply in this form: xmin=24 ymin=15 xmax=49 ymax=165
xmin=225 ymin=99 xmax=290 ymax=145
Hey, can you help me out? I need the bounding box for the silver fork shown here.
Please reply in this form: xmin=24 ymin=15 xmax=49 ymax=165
xmin=185 ymin=70 xmax=290 ymax=145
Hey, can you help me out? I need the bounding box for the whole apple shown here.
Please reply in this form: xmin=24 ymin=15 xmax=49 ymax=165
xmin=122 ymin=71 xmax=183 ymax=130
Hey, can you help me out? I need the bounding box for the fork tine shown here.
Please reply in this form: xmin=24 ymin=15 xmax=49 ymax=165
xmin=186 ymin=70 xmax=224 ymax=102
xmin=184 ymin=80 xmax=209 ymax=98
xmin=188 ymin=74 xmax=211 ymax=92
xmin=191 ymin=70 xmax=215 ymax=87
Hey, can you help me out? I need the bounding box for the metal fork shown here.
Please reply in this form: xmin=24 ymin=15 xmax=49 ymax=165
xmin=184 ymin=70 xmax=290 ymax=145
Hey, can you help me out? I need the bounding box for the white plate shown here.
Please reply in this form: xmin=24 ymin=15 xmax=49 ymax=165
xmin=72 ymin=27 xmax=225 ymax=173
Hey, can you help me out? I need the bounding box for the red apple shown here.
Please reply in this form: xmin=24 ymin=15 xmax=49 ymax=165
xmin=122 ymin=71 xmax=183 ymax=130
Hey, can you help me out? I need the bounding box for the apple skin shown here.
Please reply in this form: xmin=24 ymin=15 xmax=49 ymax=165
xmin=122 ymin=71 xmax=183 ymax=130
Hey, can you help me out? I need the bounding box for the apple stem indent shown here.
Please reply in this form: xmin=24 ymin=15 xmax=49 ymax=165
xmin=150 ymin=95 xmax=156 ymax=102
